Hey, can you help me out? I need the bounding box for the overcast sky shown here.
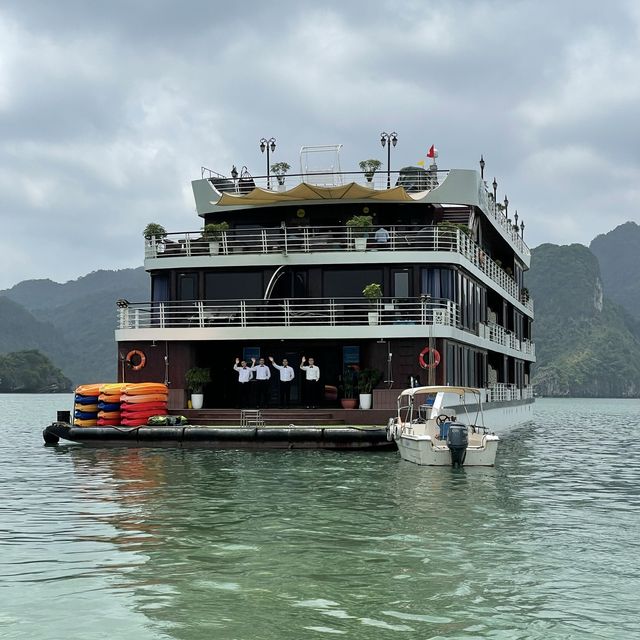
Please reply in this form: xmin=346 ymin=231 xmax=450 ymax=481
xmin=1 ymin=0 xmax=639 ymax=290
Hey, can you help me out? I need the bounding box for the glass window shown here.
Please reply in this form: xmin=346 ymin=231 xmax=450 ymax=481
xmin=421 ymin=267 xmax=454 ymax=300
xmin=393 ymin=270 xmax=410 ymax=298
xmin=151 ymin=275 xmax=169 ymax=302
xmin=178 ymin=273 xmax=198 ymax=301
xmin=205 ymin=271 xmax=264 ymax=300
xmin=323 ymin=268 xmax=383 ymax=298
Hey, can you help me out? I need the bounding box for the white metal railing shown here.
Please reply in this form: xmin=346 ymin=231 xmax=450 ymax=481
xmin=117 ymin=297 xmax=459 ymax=330
xmin=488 ymin=383 xmax=528 ymax=402
xmin=203 ymin=168 xmax=447 ymax=194
xmin=145 ymin=225 xmax=533 ymax=313
xmin=484 ymin=194 xmax=530 ymax=257
xmin=481 ymin=323 xmax=535 ymax=357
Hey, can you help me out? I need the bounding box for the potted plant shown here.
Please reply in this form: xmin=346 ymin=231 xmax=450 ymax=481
xmin=362 ymin=283 xmax=382 ymax=325
xmin=185 ymin=366 xmax=211 ymax=410
xmin=358 ymin=159 xmax=382 ymax=185
xmin=203 ymin=222 xmax=229 ymax=255
xmin=271 ymin=162 xmax=291 ymax=190
xmin=143 ymin=223 xmax=167 ymax=254
xmin=339 ymin=367 xmax=358 ymax=409
xmin=346 ymin=214 xmax=373 ymax=251
xmin=357 ymin=368 xmax=383 ymax=410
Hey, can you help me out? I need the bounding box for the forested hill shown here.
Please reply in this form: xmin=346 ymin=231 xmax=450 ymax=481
xmin=0 ymin=350 xmax=71 ymax=393
xmin=527 ymin=243 xmax=640 ymax=397
xmin=590 ymin=221 xmax=640 ymax=320
xmin=0 ymin=268 xmax=148 ymax=386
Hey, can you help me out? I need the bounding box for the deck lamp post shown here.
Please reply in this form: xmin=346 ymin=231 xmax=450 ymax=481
xmin=479 ymin=155 xmax=485 ymax=179
xmin=504 ymin=195 xmax=509 ymax=218
xmin=380 ymin=131 xmax=398 ymax=189
xmin=492 ymin=178 xmax=497 ymax=204
xmin=513 ymin=210 xmax=519 ymax=232
xmin=520 ymin=220 xmax=525 ymax=240
xmin=259 ymin=137 xmax=276 ymax=189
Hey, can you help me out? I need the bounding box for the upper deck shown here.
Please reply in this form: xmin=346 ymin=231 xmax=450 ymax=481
xmin=191 ymin=166 xmax=530 ymax=265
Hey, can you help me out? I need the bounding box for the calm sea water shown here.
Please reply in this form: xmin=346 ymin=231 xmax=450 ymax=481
xmin=1 ymin=395 xmax=639 ymax=639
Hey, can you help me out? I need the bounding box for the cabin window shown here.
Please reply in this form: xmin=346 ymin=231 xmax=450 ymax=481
xmin=420 ymin=267 xmax=455 ymax=300
xmin=205 ymin=271 xmax=263 ymax=300
xmin=178 ymin=272 xmax=198 ymax=301
xmin=151 ymin=275 xmax=170 ymax=302
xmin=392 ymin=269 xmax=410 ymax=298
xmin=323 ymin=268 xmax=383 ymax=298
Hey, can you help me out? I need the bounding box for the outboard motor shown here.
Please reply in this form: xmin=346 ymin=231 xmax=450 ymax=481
xmin=446 ymin=423 xmax=468 ymax=468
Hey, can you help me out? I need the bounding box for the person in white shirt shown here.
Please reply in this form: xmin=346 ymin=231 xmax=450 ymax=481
xmin=251 ymin=357 xmax=272 ymax=408
xmin=300 ymin=356 xmax=321 ymax=408
xmin=375 ymin=226 xmax=390 ymax=244
xmin=233 ymin=358 xmax=253 ymax=408
xmin=269 ymin=356 xmax=295 ymax=407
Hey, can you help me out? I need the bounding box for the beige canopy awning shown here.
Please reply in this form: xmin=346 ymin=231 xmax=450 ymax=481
xmin=213 ymin=182 xmax=424 ymax=207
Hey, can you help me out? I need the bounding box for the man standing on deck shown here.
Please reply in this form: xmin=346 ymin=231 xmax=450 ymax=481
xmin=300 ymin=356 xmax=321 ymax=408
xmin=251 ymin=357 xmax=271 ymax=408
xmin=269 ymin=356 xmax=295 ymax=408
xmin=233 ymin=358 xmax=253 ymax=408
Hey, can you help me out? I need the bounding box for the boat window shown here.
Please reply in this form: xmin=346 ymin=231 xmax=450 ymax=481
xmin=205 ymin=271 xmax=264 ymax=300
xmin=420 ymin=267 xmax=454 ymax=299
xmin=323 ymin=268 xmax=383 ymax=298
xmin=393 ymin=269 xmax=410 ymax=298
xmin=151 ymin=274 xmax=170 ymax=302
xmin=178 ymin=273 xmax=198 ymax=301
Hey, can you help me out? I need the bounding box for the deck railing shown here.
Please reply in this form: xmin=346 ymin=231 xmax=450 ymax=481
xmin=489 ymin=383 xmax=533 ymax=402
xmin=116 ymin=297 xmax=535 ymax=357
xmin=482 ymin=322 xmax=535 ymax=356
xmin=117 ymin=297 xmax=459 ymax=330
xmin=145 ymin=225 xmax=533 ymax=313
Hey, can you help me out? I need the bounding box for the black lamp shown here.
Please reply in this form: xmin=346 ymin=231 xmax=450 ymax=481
xmin=380 ymin=131 xmax=398 ymax=189
xmin=259 ymin=137 xmax=276 ymax=188
xmin=479 ymin=155 xmax=485 ymax=179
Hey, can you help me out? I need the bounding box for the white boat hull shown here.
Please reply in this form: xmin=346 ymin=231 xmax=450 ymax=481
xmin=396 ymin=433 xmax=499 ymax=466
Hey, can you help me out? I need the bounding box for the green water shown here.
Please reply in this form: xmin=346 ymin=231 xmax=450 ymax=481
xmin=1 ymin=395 xmax=639 ymax=639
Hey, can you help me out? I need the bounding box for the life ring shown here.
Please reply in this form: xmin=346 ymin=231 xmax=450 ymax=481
xmin=125 ymin=349 xmax=146 ymax=371
xmin=418 ymin=346 xmax=441 ymax=369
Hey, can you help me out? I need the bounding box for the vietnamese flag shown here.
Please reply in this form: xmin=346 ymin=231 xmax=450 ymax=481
xmin=427 ymin=144 xmax=438 ymax=158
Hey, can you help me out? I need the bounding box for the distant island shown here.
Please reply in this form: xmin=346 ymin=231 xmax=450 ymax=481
xmin=0 ymin=350 xmax=71 ymax=393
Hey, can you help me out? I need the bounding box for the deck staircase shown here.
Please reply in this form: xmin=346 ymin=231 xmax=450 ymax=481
xmin=440 ymin=206 xmax=471 ymax=226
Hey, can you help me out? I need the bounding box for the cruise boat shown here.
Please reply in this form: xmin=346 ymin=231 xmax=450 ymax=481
xmin=114 ymin=143 xmax=535 ymax=428
xmin=388 ymin=386 xmax=500 ymax=467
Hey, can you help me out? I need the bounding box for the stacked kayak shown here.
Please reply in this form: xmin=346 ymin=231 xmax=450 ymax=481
xmin=120 ymin=382 xmax=169 ymax=426
xmin=74 ymin=383 xmax=102 ymax=427
xmin=98 ymin=383 xmax=126 ymax=426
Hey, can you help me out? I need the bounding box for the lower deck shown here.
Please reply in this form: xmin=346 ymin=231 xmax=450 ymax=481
xmin=117 ymin=337 xmax=532 ymax=411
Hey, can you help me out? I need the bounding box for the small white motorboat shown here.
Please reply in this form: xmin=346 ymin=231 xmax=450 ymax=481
xmin=387 ymin=386 xmax=499 ymax=467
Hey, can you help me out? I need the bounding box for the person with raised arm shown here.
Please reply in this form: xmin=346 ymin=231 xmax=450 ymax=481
xmin=269 ymin=356 xmax=295 ymax=408
xmin=251 ymin=356 xmax=272 ymax=408
xmin=233 ymin=357 xmax=253 ymax=408
xmin=300 ymin=355 xmax=321 ymax=408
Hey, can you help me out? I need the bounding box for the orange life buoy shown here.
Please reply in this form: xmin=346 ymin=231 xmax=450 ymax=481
xmin=125 ymin=349 xmax=146 ymax=371
xmin=418 ymin=346 xmax=440 ymax=369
